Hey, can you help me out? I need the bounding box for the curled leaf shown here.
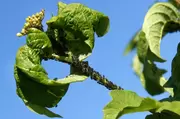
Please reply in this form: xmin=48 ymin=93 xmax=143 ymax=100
xmin=46 ymin=2 xmax=109 ymax=59
xmin=26 ymin=28 xmax=53 ymax=56
xmin=142 ymin=2 xmax=180 ymax=61
xmin=132 ymin=55 xmax=173 ymax=96
xmin=123 ymin=30 xmax=140 ymax=55
xmin=14 ymin=28 xmax=89 ymax=117
xmin=137 ymin=30 xmax=165 ymax=62
xmin=164 ymin=43 xmax=180 ymax=100
xmin=14 ymin=45 xmax=88 ymax=117
xmin=124 ymin=29 xmax=172 ymax=96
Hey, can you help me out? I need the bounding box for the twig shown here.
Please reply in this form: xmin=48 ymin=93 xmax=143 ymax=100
xmin=51 ymin=54 xmax=123 ymax=90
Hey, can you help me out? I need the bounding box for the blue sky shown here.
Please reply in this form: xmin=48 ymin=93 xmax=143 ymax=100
xmin=1 ymin=0 xmax=180 ymax=119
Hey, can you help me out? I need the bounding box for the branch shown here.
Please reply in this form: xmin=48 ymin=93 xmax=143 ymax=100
xmin=51 ymin=54 xmax=123 ymax=90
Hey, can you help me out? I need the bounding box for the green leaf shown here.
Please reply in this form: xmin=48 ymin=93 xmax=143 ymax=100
xmin=157 ymin=101 xmax=180 ymax=115
xmin=136 ymin=31 xmax=148 ymax=62
xmin=126 ymin=30 xmax=173 ymax=96
xmin=132 ymin=55 xmax=142 ymax=76
xmin=46 ymin=26 xmax=92 ymax=61
xmin=123 ymin=30 xmax=140 ymax=55
xmin=57 ymin=2 xmax=67 ymax=15
xmin=119 ymin=98 xmax=158 ymax=116
xmin=103 ymin=90 xmax=180 ymax=119
xmin=146 ymin=112 xmax=180 ymax=119
xmin=14 ymin=35 xmax=88 ymax=117
xmin=103 ymin=90 xmax=159 ymax=119
xmin=164 ymin=43 xmax=180 ymax=99
xmin=137 ymin=30 xmax=165 ymax=62
xmin=129 ymin=30 xmax=173 ymax=96
xmin=124 ymin=30 xmax=165 ymax=63
xmin=15 ymin=64 xmax=69 ymax=108
xmin=26 ymin=28 xmax=52 ymax=53
xmin=142 ymin=2 xmax=180 ymax=61
xmin=167 ymin=43 xmax=180 ymax=89
xmin=95 ymin=15 xmax=109 ymax=37
xmin=26 ymin=103 xmax=62 ymax=118
xmin=46 ymin=2 xmax=109 ymax=59
xmin=15 ymin=45 xmax=88 ymax=106
xmin=142 ymin=60 xmax=167 ymax=95
xmin=132 ymin=55 xmax=173 ymax=96
xmin=56 ymin=2 xmax=110 ymax=37
xmin=16 ymin=86 xmax=62 ymax=118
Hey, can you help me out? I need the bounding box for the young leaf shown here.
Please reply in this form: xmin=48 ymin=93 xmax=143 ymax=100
xmin=57 ymin=2 xmax=67 ymax=15
xmin=125 ymin=30 xmax=165 ymax=63
xmin=124 ymin=30 xmax=172 ymax=96
xmin=46 ymin=2 xmax=109 ymax=59
xmin=142 ymin=2 xmax=180 ymax=61
xmin=137 ymin=30 xmax=166 ymax=62
xmin=103 ymin=90 xmax=159 ymax=119
xmin=103 ymin=90 xmax=180 ymax=119
xmin=123 ymin=30 xmax=140 ymax=55
xmin=26 ymin=28 xmax=53 ymax=56
xmin=124 ymin=29 xmax=173 ymax=96
xmin=132 ymin=55 xmax=173 ymax=96
xmin=14 ymin=45 xmax=88 ymax=117
xmin=157 ymin=101 xmax=180 ymax=115
xmin=14 ymin=27 xmax=89 ymax=117
xmin=46 ymin=26 xmax=92 ymax=61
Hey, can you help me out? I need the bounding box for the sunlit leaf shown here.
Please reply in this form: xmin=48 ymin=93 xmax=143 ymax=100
xmin=137 ymin=30 xmax=166 ymax=62
xmin=14 ymin=29 xmax=88 ymax=117
xmin=142 ymin=2 xmax=180 ymax=61
xmin=14 ymin=47 xmax=88 ymax=116
xmin=26 ymin=28 xmax=53 ymax=57
xmin=103 ymin=90 xmax=180 ymax=119
xmin=103 ymin=90 xmax=159 ymax=119
xmin=46 ymin=2 xmax=109 ymax=60
xmin=57 ymin=2 xmax=67 ymax=15
xmin=157 ymin=101 xmax=180 ymax=115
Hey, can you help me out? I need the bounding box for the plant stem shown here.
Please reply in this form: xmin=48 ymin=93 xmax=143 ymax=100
xmin=51 ymin=54 xmax=123 ymax=90
xmin=51 ymin=53 xmax=72 ymax=64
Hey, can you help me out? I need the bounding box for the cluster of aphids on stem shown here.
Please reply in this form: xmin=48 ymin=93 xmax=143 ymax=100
xmin=72 ymin=56 xmax=123 ymax=90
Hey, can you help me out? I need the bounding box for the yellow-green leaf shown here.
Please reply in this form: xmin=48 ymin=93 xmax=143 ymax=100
xmin=142 ymin=2 xmax=180 ymax=61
